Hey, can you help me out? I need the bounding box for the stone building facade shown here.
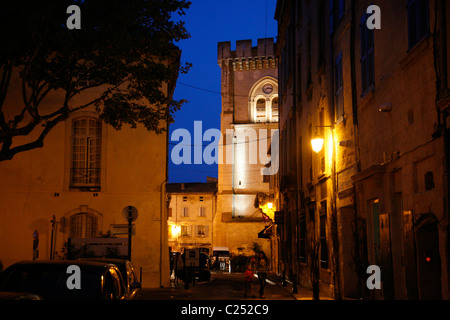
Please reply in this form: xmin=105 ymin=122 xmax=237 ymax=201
xmin=215 ymin=38 xmax=279 ymax=260
xmin=0 ymin=69 xmax=175 ymax=288
xmin=167 ymin=179 xmax=217 ymax=254
xmin=275 ymin=0 xmax=450 ymax=299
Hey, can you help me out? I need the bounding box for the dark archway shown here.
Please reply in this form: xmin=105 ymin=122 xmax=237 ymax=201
xmin=415 ymin=216 xmax=442 ymax=300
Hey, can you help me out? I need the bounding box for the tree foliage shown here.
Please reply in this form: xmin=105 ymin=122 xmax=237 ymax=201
xmin=0 ymin=0 xmax=191 ymax=161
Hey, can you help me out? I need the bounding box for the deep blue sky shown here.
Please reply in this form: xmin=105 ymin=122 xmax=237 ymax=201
xmin=169 ymin=0 xmax=278 ymax=183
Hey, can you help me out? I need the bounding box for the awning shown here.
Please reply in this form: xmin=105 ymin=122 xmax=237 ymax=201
xmin=258 ymin=225 xmax=273 ymax=239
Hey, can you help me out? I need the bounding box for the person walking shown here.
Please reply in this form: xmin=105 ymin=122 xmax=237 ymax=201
xmin=256 ymin=251 xmax=269 ymax=298
xmin=244 ymin=264 xmax=256 ymax=298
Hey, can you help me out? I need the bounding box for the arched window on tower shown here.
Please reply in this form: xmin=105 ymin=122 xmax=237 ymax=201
xmin=256 ymin=98 xmax=267 ymax=122
xmin=249 ymin=78 xmax=278 ymax=123
xmin=271 ymin=97 xmax=279 ymax=122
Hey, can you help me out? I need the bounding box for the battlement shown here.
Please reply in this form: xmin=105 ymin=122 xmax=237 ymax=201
xmin=218 ymin=38 xmax=277 ymax=71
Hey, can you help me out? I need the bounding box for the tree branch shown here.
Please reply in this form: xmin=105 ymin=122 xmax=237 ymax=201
xmin=0 ymin=111 xmax=69 ymax=161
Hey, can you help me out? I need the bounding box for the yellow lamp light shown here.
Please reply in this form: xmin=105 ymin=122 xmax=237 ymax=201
xmin=311 ymin=134 xmax=324 ymax=153
xmin=171 ymin=225 xmax=181 ymax=237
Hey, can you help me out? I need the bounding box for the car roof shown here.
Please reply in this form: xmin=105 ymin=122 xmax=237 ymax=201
xmin=4 ymin=260 xmax=119 ymax=273
xmin=78 ymin=258 xmax=130 ymax=265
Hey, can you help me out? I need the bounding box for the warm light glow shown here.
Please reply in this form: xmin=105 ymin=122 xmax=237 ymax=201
xmin=311 ymin=136 xmax=324 ymax=153
xmin=259 ymin=202 xmax=275 ymax=221
xmin=171 ymin=225 xmax=181 ymax=237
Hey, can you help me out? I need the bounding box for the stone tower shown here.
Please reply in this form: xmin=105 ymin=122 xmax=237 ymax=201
xmin=214 ymin=38 xmax=278 ymax=258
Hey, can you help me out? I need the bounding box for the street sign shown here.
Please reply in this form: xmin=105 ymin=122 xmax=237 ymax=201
xmin=122 ymin=206 xmax=138 ymax=222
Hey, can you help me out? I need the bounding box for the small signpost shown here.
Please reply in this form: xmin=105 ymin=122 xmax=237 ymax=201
xmin=122 ymin=206 xmax=138 ymax=260
xmin=33 ymin=230 xmax=39 ymax=260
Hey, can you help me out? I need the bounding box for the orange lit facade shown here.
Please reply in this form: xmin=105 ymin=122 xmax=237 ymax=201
xmin=276 ymin=0 xmax=450 ymax=299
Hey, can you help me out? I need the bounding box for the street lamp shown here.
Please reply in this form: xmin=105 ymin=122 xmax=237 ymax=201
xmin=311 ymin=125 xmax=332 ymax=153
xmin=311 ymin=133 xmax=325 ymax=153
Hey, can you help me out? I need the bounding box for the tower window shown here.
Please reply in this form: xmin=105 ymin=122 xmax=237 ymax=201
xmin=256 ymin=98 xmax=267 ymax=122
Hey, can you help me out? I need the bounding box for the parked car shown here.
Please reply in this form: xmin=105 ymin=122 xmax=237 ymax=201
xmin=0 ymin=291 xmax=42 ymax=300
xmin=78 ymin=258 xmax=141 ymax=299
xmin=0 ymin=260 xmax=127 ymax=300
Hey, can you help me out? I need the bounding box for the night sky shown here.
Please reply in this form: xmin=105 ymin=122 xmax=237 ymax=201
xmin=169 ymin=0 xmax=278 ymax=183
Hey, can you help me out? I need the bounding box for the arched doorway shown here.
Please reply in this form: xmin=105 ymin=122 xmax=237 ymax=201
xmin=416 ymin=217 xmax=442 ymax=299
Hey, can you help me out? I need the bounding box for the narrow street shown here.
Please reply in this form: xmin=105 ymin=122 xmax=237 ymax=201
xmin=141 ymin=271 xmax=297 ymax=300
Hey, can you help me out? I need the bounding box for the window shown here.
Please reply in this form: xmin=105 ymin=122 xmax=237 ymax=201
xmin=70 ymin=213 xmax=97 ymax=238
xmin=425 ymin=171 xmax=435 ymax=190
xmin=77 ymin=66 xmax=97 ymax=87
xmin=199 ymin=196 xmax=204 ymax=202
xmin=329 ymin=0 xmax=345 ymax=34
xmin=182 ymin=207 xmax=189 ymax=217
xmin=250 ymin=79 xmax=278 ymax=123
xmin=407 ymin=0 xmax=429 ymax=49
xmin=334 ymin=52 xmax=344 ymax=120
xmin=197 ymin=225 xmax=207 ymax=237
xmin=181 ymin=225 xmax=191 ymax=237
xmin=271 ymin=97 xmax=279 ymax=122
xmin=361 ymin=12 xmax=375 ymax=96
xmin=319 ymin=200 xmax=328 ymax=268
xmin=256 ymin=98 xmax=267 ymax=122
xmin=71 ymin=118 xmax=102 ymax=188
xmin=198 ymin=207 xmax=206 ymax=217
xmin=183 ymin=196 xmax=187 ymax=202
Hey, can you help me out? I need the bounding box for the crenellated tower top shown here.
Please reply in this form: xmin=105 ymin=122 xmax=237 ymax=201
xmin=218 ymin=38 xmax=277 ymax=71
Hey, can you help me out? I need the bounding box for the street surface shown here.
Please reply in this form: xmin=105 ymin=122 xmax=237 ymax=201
xmin=141 ymin=271 xmax=296 ymax=300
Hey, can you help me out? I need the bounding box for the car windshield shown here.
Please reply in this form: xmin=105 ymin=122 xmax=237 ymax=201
xmin=0 ymin=267 xmax=101 ymax=300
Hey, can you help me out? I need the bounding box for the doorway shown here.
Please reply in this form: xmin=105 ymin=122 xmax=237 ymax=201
xmin=416 ymin=220 xmax=442 ymax=299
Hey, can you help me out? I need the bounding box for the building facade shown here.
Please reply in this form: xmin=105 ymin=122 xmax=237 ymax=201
xmin=0 ymin=69 xmax=175 ymax=288
xmin=167 ymin=179 xmax=217 ymax=254
xmin=275 ymin=0 xmax=450 ymax=299
xmin=215 ymin=38 xmax=279 ymax=260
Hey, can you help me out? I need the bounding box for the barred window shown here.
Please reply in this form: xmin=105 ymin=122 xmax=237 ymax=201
xmin=71 ymin=118 xmax=102 ymax=188
xmin=70 ymin=213 xmax=98 ymax=238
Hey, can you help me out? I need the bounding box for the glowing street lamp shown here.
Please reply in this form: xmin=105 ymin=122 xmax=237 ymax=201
xmin=171 ymin=225 xmax=181 ymax=237
xmin=311 ymin=134 xmax=324 ymax=153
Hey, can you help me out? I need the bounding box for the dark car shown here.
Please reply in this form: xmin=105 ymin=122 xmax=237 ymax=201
xmin=178 ymin=251 xmax=211 ymax=282
xmin=0 ymin=260 xmax=127 ymax=300
xmin=78 ymin=258 xmax=141 ymax=299
xmin=0 ymin=291 xmax=42 ymax=300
